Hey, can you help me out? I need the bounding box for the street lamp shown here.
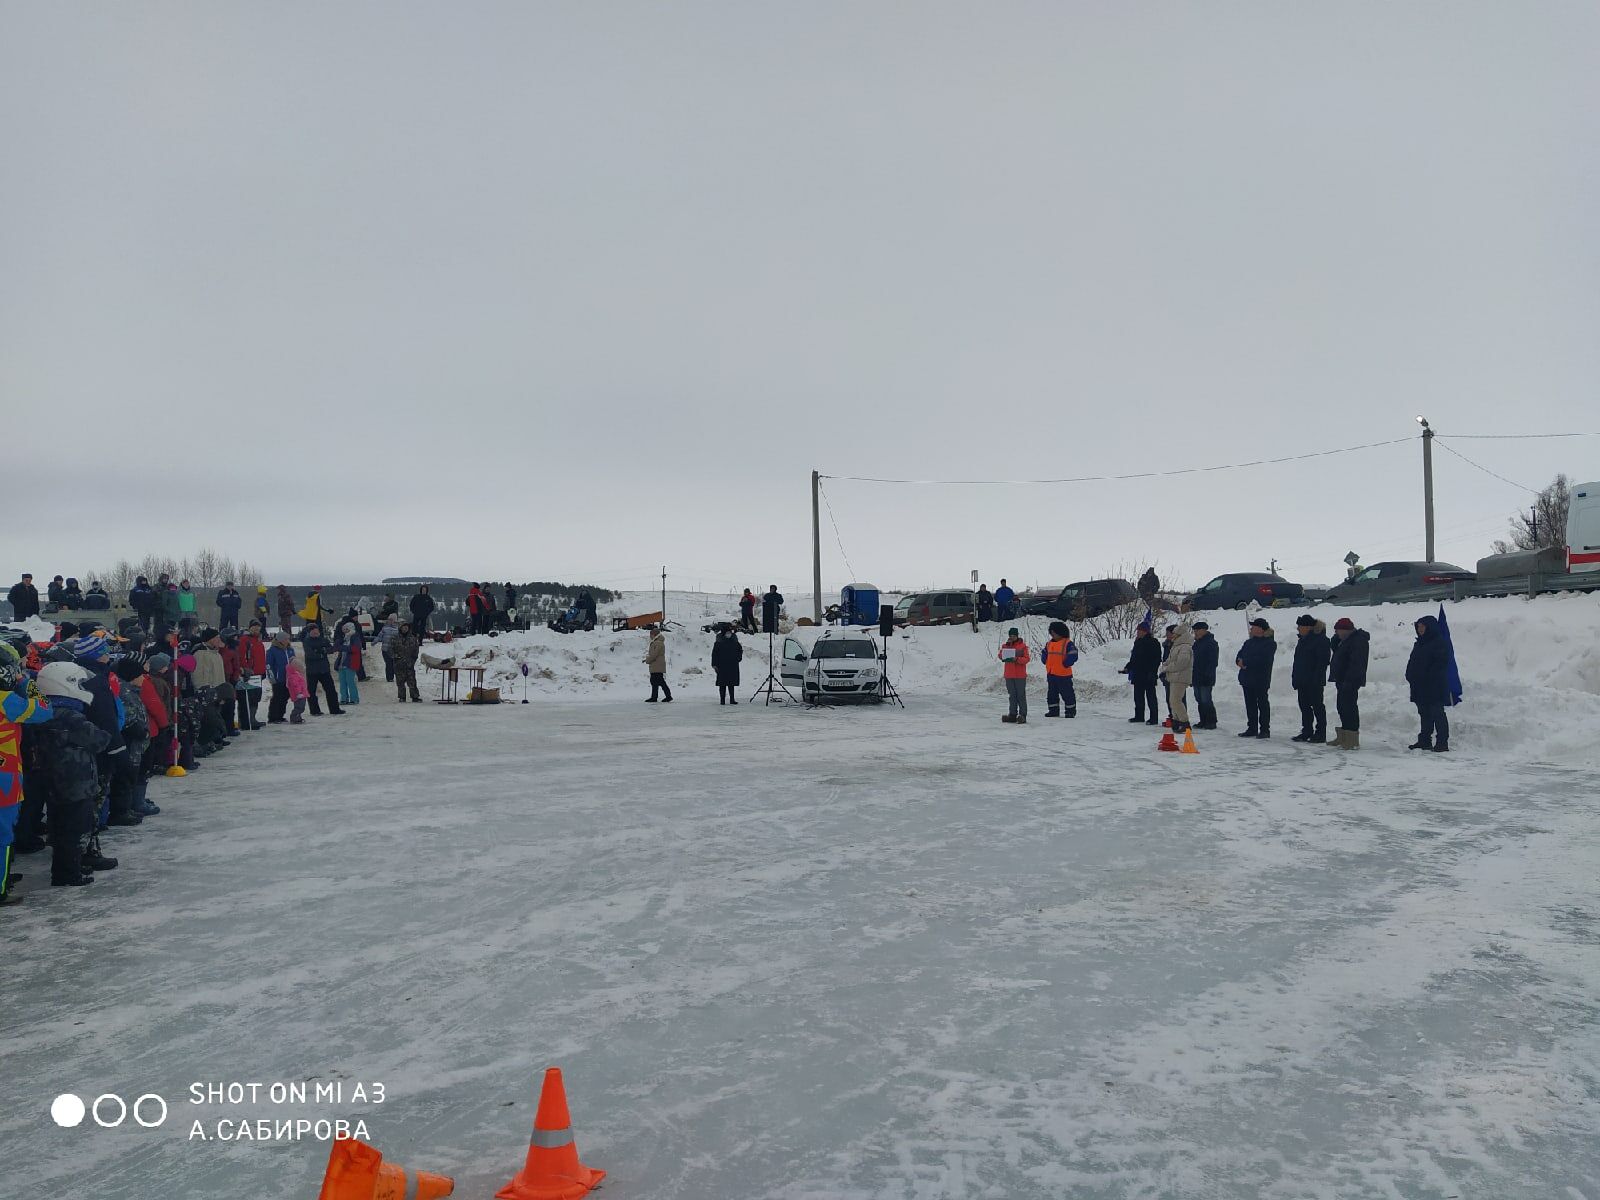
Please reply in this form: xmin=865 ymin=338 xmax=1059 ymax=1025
xmin=1417 ymin=416 xmax=1435 ymax=561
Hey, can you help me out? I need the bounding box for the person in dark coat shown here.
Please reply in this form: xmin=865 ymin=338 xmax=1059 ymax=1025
xmin=711 ymin=626 xmax=743 ymax=705
xmin=1190 ymin=621 xmax=1220 ymax=729
xmin=1235 ymin=618 xmax=1277 ymax=738
xmin=1405 ymin=614 xmax=1452 ymax=752
xmin=128 ymin=575 xmax=158 ymax=630
xmin=1290 ymin=615 xmax=1332 ymax=743
xmin=298 ymin=623 xmax=345 ymax=716
xmin=276 ymin=584 xmax=296 ymax=633
xmin=504 ymin=582 xmax=517 ymax=613
xmin=409 ymin=584 xmax=436 ymax=636
xmin=378 ymin=593 xmax=400 ymax=620
xmin=216 ymin=582 xmax=243 ymax=629
xmin=1121 ymin=624 xmax=1163 ymax=725
xmin=31 ymin=662 xmax=112 ymax=886
xmin=1137 ymin=567 xmax=1160 ymax=606
xmin=1327 ymin=617 xmax=1370 ymax=747
xmin=975 ymin=585 xmax=995 ymax=623
xmin=7 ymin=573 xmax=40 ymax=620
xmin=760 ymin=586 xmax=784 ymax=633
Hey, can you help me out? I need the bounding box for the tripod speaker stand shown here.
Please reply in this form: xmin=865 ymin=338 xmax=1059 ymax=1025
xmin=748 ymin=626 xmax=797 ymax=705
xmin=876 ymin=602 xmax=904 ymax=706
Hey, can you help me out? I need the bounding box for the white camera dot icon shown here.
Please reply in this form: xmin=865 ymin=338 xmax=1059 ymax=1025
xmin=51 ymin=1094 xmax=87 ymax=1128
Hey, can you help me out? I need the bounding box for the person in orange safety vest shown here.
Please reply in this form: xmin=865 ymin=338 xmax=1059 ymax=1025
xmin=1041 ymin=621 xmax=1079 ymax=718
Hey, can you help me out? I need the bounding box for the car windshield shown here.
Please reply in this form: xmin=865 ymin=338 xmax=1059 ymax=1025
xmin=813 ymin=640 xmax=876 ymax=659
xmin=894 ymin=596 xmax=914 ymax=614
xmin=1060 ymin=586 xmax=1082 ymax=599
xmin=1353 ymin=567 xmax=1382 ymax=583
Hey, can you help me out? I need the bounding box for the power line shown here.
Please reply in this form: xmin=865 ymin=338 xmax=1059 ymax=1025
xmin=1434 ymin=440 xmax=1540 ymax=494
xmin=817 ymin=480 xmax=858 ymax=582
xmin=820 ymin=437 xmax=1411 ymax=485
xmin=1440 ymin=438 xmax=1600 ymax=448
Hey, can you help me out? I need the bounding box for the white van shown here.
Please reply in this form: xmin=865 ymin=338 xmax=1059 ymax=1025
xmin=781 ymin=628 xmax=883 ymax=702
xmin=1568 ymin=482 xmax=1600 ymax=574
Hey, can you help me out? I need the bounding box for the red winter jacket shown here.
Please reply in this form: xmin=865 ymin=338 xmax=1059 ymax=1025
xmin=220 ymin=645 xmax=240 ymax=683
xmin=999 ymin=638 xmax=1031 ymax=680
xmin=140 ymin=674 xmax=169 ymax=734
xmin=236 ymin=633 xmax=267 ymax=678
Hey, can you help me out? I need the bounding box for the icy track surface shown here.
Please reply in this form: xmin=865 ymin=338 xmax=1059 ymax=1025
xmin=7 ymin=687 xmax=1599 ymax=1198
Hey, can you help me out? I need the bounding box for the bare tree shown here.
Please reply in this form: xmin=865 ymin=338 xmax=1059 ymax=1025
xmin=192 ymin=547 xmax=225 ymax=589
xmin=1491 ymin=474 xmax=1569 ymax=554
xmin=234 ymin=559 xmax=264 ymax=589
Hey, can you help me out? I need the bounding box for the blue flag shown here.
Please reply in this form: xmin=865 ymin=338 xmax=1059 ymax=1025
xmin=1437 ymin=604 xmax=1463 ymax=706
xmin=1137 ymin=607 xmax=1153 ymax=633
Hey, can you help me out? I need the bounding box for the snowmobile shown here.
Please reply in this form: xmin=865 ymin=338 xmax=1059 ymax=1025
xmin=547 ymin=606 xmax=595 ymax=634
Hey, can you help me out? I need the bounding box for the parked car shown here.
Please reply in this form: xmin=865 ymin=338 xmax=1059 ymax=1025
xmin=1183 ymin=572 xmax=1307 ymax=611
xmin=780 ymin=628 xmax=883 ymax=702
xmin=893 ymin=590 xmax=974 ymax=626
xmin=1322 ymin=561 xmax=1475 ymax=605
xmin=1022 ymin=578 xmax=1138 ymax=620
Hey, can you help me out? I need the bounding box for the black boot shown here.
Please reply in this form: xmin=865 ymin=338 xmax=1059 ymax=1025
xmin=82 ymin=847 xmax=118 ymax=872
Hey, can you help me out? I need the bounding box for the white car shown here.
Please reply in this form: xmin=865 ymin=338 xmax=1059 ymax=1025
xmin=781 ymin=628 xmax=883 ymax=703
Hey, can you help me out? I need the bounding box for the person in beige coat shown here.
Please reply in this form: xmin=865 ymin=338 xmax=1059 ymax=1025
xmin=643 ymin=627 xmax=672 ymax=702
xmin=1164 ymin=622 xmax=1194 ymax=732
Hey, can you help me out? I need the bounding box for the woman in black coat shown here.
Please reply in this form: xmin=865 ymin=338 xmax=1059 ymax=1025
xmin=1121 ymin=626 xmax=1163 ymax=725
xmin=1404 ymin=614 xmax=1452 ymax=751
xmin=711 ymin=627 xmax=743 ymax=706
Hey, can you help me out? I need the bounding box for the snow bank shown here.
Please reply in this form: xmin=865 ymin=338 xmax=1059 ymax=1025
xmin=424 ymin=590 xmax=1600 ymax=766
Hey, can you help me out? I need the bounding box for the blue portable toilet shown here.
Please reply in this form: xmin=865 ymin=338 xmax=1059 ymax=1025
xmin=840 ymin=583 xmax=880 ymax=626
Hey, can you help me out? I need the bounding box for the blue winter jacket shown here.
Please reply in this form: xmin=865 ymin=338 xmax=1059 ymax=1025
xmin=266 ymin=644 xmax=294 ymax=684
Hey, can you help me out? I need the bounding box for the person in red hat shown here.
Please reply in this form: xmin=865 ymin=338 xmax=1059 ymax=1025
xmin=1327 ymin=617 xmax=1370 ymax=749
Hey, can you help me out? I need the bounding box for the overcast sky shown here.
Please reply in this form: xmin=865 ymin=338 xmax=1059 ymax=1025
xmin=4 ymin=3 xmax=1596 ymax=595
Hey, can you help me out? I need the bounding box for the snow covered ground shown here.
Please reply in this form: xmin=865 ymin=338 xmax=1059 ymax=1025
xmin=6 ymin=592 xmax=1599 ymax=1197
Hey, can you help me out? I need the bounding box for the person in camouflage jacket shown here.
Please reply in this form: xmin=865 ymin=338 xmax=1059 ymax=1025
xmin=391 ymin=623 xmax=422 ymax=702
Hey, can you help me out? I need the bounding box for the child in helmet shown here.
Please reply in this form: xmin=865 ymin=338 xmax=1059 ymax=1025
xmin=31 ymin=662 xmax=113 ymax=887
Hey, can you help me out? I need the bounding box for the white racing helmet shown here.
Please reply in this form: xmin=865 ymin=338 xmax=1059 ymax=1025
xmin=35 ymin=661 xmax=96 ymax=704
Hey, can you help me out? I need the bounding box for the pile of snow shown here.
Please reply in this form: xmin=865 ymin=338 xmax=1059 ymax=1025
xmin=424 ymin=589 xmax=1600 ymax=766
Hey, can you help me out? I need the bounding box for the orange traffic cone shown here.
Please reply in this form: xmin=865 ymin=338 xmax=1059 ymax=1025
xmin=1180 ymin=728 xmax=1199 ymax=755
xmin=496 ymin=1068 xmax=606 ymax=1200
xmin=316 ymin=1135 xmax=453 ymax=1200
xmin=1157 ymin=731 xmax=1179 ymax=752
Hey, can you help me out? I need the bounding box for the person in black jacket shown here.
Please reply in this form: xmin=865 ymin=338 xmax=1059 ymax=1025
xmin=128 ymin=575 xmax=158 ymax=630
xmin=711 ymin=625 xmax=744 ymax=705
xmin=1290 ymin=615 xmax=1332 ymax=743
xmin=32 ymin=662 xmax=113 ymax=886
xmin=7 ymin=573 xmax=39 ymax=620
xmin=1405 ymin=614 xmax=1452 ymax=752
xmin=216 ymin=582 xmax=243 ymax=629
xmin=1121 ymin=624 xmax=1163 ymax=725
xmin=1191 ymin=621 xmax=1220 ymax=729
xmin=761 ymin=586 xmax=784 ymax=633
xmin=1235 ymin=618 xmax=1277 ymax=738
xmin=1327 ymin=617 xmax=1370 ymax=748
xmin=61 ymin=577 xmax=84 ymax=609
xmin=299 ymin=623 xmax=345 ymax=716
xmin=409 ymin=585 xmax=436 ymax=636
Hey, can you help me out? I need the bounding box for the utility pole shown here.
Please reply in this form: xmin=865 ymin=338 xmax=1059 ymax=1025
xmin=811 ymin=470 xmax=823 ymax=622
xmin=661 ymin=566 xmax=666 ymax=624
xmin=1417 ymin=416 xmax=1435 ymax=561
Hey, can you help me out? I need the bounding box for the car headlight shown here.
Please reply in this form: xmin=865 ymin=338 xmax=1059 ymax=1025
xmin=862 ymin=668 xmax=879 ymax=680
